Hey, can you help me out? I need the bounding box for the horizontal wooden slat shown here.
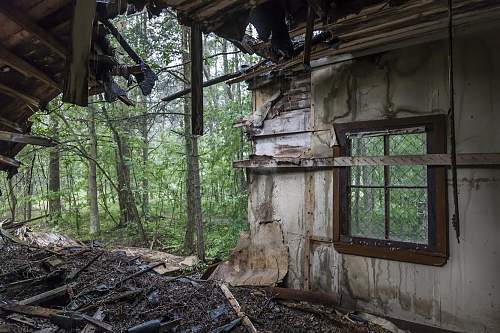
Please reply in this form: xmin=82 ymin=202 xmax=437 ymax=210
xmin=0 ymin=131 xmax=55 ymax=147
xmin=0 ymin=82 xmax=40 ymax=106
xmin=234 ymin=153 xmax=500 ymax=169
xmin=0 ymin=154 xmax=21 ymax=168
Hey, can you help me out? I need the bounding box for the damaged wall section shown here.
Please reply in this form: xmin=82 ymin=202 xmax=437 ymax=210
xmin=242 ymin=27 xmax=500 ymax=333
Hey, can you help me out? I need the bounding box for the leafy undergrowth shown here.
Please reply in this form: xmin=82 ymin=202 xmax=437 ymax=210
xmin=26 ymin=212 xmax=248 ymax=262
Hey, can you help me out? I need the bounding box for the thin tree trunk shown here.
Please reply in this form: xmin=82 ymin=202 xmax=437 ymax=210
xmin=48 ymin=117 xmax=62 ymax=221
xmin=24 ymin=153 xmax=36 ymax=221
xmin=103 ymin=105 xmax=147 ymax=243
xmin=87 ymin=104 xmax=100 ymax=236
xmin=7 ymin=176 xmax=16 ymax=221
xmin=182 ymin=26 xmax=196 ymax=254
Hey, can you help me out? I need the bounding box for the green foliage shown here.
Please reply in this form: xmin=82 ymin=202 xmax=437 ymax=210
xmin=0 ymin=12 xmax=258 ymax=260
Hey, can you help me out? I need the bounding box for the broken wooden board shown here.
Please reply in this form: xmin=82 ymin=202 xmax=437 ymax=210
xmin=17 ymin=231 xmax=82 ymax=248
xmin=112 ymin=247 xmax=198 ymax=275
xmin=209 ymin=221 xmax=288 ymax=286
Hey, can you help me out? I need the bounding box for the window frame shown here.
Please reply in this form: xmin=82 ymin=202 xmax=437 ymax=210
xmin=333 ymin=115 xmax=448 ymax=266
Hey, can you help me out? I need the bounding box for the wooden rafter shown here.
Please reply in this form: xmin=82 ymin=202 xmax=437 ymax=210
xmin=0 ymin=115 xmax=24 ymax=133
xmin=0 ymin=42 xmax=59 ymax=90
xmin=0 ymin=3 xmax=66 ymax=59
xmin=0 ymin=131 xmax=54 ymax=147
xmin=0 ymin=154 xmax=21 ymax=168
xmin=0 ymin=82 xmax=40 ymax=106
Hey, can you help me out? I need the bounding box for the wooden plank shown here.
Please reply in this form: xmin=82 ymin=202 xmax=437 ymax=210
xmin=234 ymin=153 xmax=500 ymax=169
xmin=0 ymin=3 xmax=66 ymax=58
xmin=0 ymin=43 xmax=59 ymax=89
xmin=219 ymin=283 xmax=257 ymax=333
xmin=62 ymin=0 xmax=96 ymax=106
xmin=0 ymin=82 xmax=40 ymax=106
xmin=81 ymin=307 xmax=104 ymax=333
xmin=0 ymin=154 xmax=21 ymax=168
xmin=191 ymin=23 xmax=203 ymax=136
xmin=19 ymin=284 xmax=72 ymax=306
xmin=0 ymin=115 xmax=24 ymax=133
xmin=262 ymin=287 xmax=340 ymax=305
xmin=0 ymin=304 xmax=60 ymax=319
xmin=0 ymin=131 xmax=54 ymax=147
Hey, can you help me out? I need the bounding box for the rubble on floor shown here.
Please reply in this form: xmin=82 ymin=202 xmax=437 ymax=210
xmin=0 ymin=231 xmax=396 ymax=332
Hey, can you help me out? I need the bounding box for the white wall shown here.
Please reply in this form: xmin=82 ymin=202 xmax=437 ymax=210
xmin=247 ymin=28 xmax=500 ymax=332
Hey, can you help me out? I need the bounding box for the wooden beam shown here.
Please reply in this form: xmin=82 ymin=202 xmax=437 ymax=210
xmin=19 ymin=284 xmax=72 ymax=306
xmin=62 ymin=0 xmax=96 ymax=106
xmin=0 ymin=82 xmax=39 ymax=106
xmin=0 ymin=3 xmax=66 ymax=58
xmin=0 ymin=154 xmax=21 ymax=168
xmin=0 ymin=131 xmax=55 ymax=147
xmin=0 ymin=42 xmax=59 ymax=89
xmin=234 ymin=153 xmax=500 ymax=169
xmin=0 ymin=115 xmax=24 ymax=133
xmin=303 ymin=4 xmax=315 ymax=69
xmin=191 ymin=23 xmax=203 ymax=136
xmin=161 ymin=71 xmax=241 ymax=102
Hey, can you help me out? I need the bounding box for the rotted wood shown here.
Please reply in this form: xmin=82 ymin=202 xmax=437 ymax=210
xmin=19 ymin=284 xmax=73 ymax=306
xmin=303 ymin=4 xmax=315 ymax=69
xmin=0 ymin=131 xmax=55 ymax=147
xmin=0 ymin=43 xmax=60 ymax=90
xmin=234 ymin=153 xmax=500 ymax=169
xmin=191 ymin=23 xmax=204 ymax=136
xmin=62 ymin=0 xmax=97 ymax=106
xmin=0 ymin=3 xmax=66 ymax=58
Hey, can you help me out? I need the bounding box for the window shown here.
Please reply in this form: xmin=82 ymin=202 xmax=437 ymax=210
xmin=333 ymin=116 xmax=448 ymax=266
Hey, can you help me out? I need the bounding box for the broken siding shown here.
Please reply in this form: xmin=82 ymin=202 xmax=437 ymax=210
xmin=246 ymin=28 xmax=500 ymax=333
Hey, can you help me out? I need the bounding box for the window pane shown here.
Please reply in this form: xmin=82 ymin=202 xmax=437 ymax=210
xmin=351 ymin=166 xmax=384 ymax=186
xmin=389 ymin=188 xmax=428 ymax=244
xmin=350 ymin=187 xmax=385 ymax=239
xmin=351 ymin=136 xmax=384 ymax=156
xmin=390 ymin=165 xmax=427 ymax=187
xmin=389 ymin=133 xmax=426 ymax=155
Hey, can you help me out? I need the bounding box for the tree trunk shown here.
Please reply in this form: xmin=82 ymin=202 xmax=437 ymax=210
xmin=24 ymin=153 xmax=36 ymax=221
xmin=87 ymin=104 xmax=100 ymax=236
xmin=7 ymin=176 xmax=16 ymax=221
xmin=103 ymin=105 xmax=147 ymax=243
xmin=48 ymin=117 xmax=62 ymax=221
xmin=182 ymin=26 xmax=196 ymax=255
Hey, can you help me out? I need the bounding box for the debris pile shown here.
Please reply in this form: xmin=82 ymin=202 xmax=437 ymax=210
xmin=0 ymin=230 xmax=394 ymax=333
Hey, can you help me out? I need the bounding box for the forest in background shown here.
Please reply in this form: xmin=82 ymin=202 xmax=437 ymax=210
xmin=0 ymin=11 xmax=257 ymax=260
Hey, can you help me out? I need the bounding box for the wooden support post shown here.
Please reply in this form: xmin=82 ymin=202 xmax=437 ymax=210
xmin=0 ymin=43 xmax=59 ymax=89
xmin=303 ymin=5 xmax=315 ymax=69
xmin=190 ymin=23 xmax=203 ymax=136
xmin=0 ymin=131 xmax=55 ymax=147
xmin=0 ymin=82 xmax=40 ymax=106
xmin=0 ymin=3 xmax=66 ymax=58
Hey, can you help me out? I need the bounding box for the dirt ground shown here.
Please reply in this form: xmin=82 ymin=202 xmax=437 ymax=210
xmin=0 ymin=239 xmax=391 ymax=332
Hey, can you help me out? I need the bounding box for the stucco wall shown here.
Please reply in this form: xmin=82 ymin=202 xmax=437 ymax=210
xmin=247 ymin=29 xmax=500 ymax=333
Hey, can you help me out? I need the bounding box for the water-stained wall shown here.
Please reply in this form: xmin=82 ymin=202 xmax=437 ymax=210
xmin=246 ymin=28 xmax=500 ymax=333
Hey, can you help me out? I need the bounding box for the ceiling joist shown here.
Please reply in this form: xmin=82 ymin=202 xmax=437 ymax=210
xmin=0 ymin=82 xmax=40 ymax=106
xmin=0 ymin=3 xmax=66 ymax=59
xmin=0 ymin=154 xmax=21 ymax=168
xmin=0 ymin=131 xmax=55 ymax=147
xmin=0 ymin=43 xmax=60 ymax=90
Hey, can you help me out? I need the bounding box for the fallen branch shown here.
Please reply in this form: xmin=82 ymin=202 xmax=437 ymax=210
xmin=219 ymin=284 xmax=257 ymax=333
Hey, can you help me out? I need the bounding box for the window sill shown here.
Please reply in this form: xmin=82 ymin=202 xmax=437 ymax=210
xmin=333 ymin=241 xmax=448 ymax=266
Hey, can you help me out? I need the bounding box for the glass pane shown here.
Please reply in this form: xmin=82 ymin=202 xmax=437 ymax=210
xmin=389 ymin=133 xmax=426 ymax=155
xmin=350 ymin=187 xmax=385 ymax=239
xmin=390 ymin=165 xmax=427 ymax=187
xmin=389 ymin=188 xmax=428 ymax=244
xmin=351 ymin=166 xmax=384 ymax=186
xmin=351 ymin=136 xmax=384 ymax=156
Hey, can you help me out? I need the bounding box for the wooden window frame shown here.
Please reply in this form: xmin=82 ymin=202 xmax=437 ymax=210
xmin=333 ymin=115 xmax=448 ymax=266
